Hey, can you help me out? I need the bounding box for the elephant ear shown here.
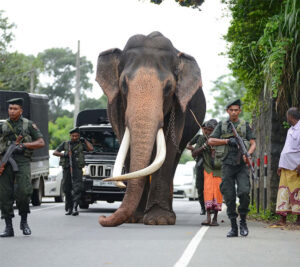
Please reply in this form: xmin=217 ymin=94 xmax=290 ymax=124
xmin=96 ymin=48 xmax=122 ymax=104
xmin=175 ymin=52 xmax=202 ymax=113
xmin=96 ymin=48 xmax=125 ymax=141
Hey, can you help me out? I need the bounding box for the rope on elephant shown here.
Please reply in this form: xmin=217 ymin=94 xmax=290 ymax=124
xmin=166 ymin=106 xmax=181 ymax=154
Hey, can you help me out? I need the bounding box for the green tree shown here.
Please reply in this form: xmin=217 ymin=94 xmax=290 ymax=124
xmin=38 ymin=48 xmax=93 ymax=121
xmin=0 ymin=52 xmax=42 ymax=91
xmin=222 ymin=0 xmax=300 ymax=114
xmin=49 ymin=116 xmax=73 ymax=149
xmin=0 ymin=11 xmax=42 ymax=92
xmin=0 ymin=10 xmax=15 ymax=52
xmin=151 ymin=0 xmax=204 ymax=9
xmin=179 ymin=149 xmax=194 ymax=164
xmin=80 ymin=94 xmax=108 ymax=111
xmin=208 ymin=74 xmax=251 ymax=121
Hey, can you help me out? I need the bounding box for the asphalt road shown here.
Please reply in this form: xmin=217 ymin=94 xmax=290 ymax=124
xmin=0 ymin=198 xmax=299 ymax=267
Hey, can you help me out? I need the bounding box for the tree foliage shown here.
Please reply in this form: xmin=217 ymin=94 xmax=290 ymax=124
xmin=80 ymin=94 xmax=108 ymax=111
xmin=151 ymin=0 xmax=204 ymax=9
xmin=223 ymin=0 xmax=300 ymax=114
xmin=0 ymin=11 xmax=42 ymax=92
xmin=48 ymin=116 xmax=73 ymax=149
xmin=38 ymin=48 xmax=93 ymax=121
xmin=0 ymin=10 xmax=15 ymax=52
xmin=207 ymin=74 xmax=251 ymax=121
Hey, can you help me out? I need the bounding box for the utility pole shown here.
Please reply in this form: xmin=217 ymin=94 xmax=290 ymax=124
xmin=74 ymin=40 xmax=80 ymax=127
xmin=30 ymin=69 xmax=34 ymax=93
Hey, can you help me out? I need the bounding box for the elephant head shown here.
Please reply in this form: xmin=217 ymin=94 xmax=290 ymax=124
xmin=96 ymin=32 xmax=202 ymax=226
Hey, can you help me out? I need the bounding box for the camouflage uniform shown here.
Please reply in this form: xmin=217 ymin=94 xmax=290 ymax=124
xmin=55 ymin=141 xmax=86 ymax=211
xmin=0 ymin=117 xmax=43 ymax=219
xmin=210 ymin=119 xmax=255 ymax=219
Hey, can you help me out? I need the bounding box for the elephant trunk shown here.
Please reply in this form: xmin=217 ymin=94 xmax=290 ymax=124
xmin=98 ymin=67 xmax=164 ymax=227
xmin=99 ymin=118 xmax=160 ymax=227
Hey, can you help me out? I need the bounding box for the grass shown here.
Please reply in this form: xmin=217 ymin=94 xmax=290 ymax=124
xmin=247 ymin=202 xmax=300 ymax=230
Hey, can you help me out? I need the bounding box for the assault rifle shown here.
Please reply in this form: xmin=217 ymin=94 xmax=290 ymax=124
xmin=0 ymin=135 xmax=23 ymax=176
xmin=229 ymin=121 xmax=257 ymax=179
xmin=68 ymin=142 xmax=73 ymax=179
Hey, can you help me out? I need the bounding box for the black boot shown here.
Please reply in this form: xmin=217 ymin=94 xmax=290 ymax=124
xmin=227 ymin=218 xmax=238 ymax=237
xmin=20 ymin=214 xmax=31 ymax=236
xmin=200 ymin=203 xmax=206 ymax=215
xmin=239 ymin=215 xmax=249 ymax=236
xmin=0 ymin=218 xmax=14 ymax=237
xmin=72 ymin=202 xmax=79 ymax=216
xmin=65 ymin=208 xmax=73 ymax=215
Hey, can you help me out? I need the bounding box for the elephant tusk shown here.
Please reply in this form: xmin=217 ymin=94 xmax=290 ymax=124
xmin=103 ymin=128 xmax=166 ymax=182
xmin=111 ymin=127 xmax=130 ymax=188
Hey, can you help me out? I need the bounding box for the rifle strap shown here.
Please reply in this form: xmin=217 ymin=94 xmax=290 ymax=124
xmin=6 ymin=121 xmax=18 ymax=139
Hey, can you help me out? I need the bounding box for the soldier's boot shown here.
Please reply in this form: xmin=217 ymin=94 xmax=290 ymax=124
xmin=65 ymin=208 xmax=73 ymax=215
xmin=239 ymin=215 xmax=249 ymax=237
xmin=227 ymin=218 xmax=238 ymax=237
xmin=0 ymin=218 xmax=14 ymax=237
xmin=20 ymin=214 xmax=31 ymax=236
xmin=72 ymin=202 xmax=79 ymax=216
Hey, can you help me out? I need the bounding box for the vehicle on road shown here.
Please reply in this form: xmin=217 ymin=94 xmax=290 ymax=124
xmin=44 ymin=150 xmax=64 ymax=202
xmin=173 ymin=161 xmax=198 ymax=200
xmin=76 ymin=109 xmax=126 ymax=209
xmin=0 ymin=91 xmax=49 ymax=206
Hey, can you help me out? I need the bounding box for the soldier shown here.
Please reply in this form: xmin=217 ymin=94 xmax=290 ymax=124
xmin=208 ymin=99 xmax=256 ymax=237
xmin=0 ymin=98 xmax=45 ymax=237
xmin=53 ymin=127 xmax=93 ymax=216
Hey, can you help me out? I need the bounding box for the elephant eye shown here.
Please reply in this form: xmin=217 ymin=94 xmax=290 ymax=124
xmin=121 ymin=78 xmax=128 ymax=95
xmin=163 ymin=81 xmax=173 ymax=96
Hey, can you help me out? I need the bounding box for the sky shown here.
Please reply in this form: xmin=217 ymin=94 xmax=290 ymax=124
xmin=1 ymin=0 xmax=231 ymax=111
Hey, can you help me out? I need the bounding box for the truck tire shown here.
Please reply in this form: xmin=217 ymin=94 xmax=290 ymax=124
xmin=55 ymin=181 xmax=65 ymax=203
xmin=79 ymin=202 xmax=89 ymax=209
xmin=32 ymin=179 xmax=43 ymax=206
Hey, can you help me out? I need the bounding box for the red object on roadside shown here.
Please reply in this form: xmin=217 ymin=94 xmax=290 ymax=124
xmin=264 ymin=154 xmax=268 ymax=165
xmin=257 ymin=158 xmax=260 ymax=167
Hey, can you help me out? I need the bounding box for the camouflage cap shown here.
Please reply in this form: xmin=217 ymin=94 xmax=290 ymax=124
xmin=7 ymin=98 xmax=24 ymax=107
xmin=226 ymin=99 xmax=241 ymax=109
xmin=69 ymin=127 xmax=80 ymax=134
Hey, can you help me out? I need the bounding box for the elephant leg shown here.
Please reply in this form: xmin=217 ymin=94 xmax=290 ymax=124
xmin=143 ymin=146 xmax=180 ymax=225
xmin=125 ymin=177 xmax=150 ymax=223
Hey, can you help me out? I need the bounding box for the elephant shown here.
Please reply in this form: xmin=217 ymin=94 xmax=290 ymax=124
xmin=96 ymin=31 xmax=206 ymax=227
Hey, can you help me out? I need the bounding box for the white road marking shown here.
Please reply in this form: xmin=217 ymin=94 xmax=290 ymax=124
xmin=31 ymin=203 xmax=64 ymax=212
xmin=174 ymin=226 xmax=209 ymax=267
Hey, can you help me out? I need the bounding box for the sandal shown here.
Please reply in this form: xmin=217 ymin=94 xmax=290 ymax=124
xmin=210 ymin=221 xmax=219 ymax=226
xmin=269 ymin=222 xmax=286 ymax=228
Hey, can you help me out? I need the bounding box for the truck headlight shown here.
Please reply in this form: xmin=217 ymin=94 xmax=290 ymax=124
xmin=83 ymin=166 xmax=90 ymax=176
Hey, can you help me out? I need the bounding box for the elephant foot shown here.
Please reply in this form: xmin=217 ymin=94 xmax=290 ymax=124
xmin=144 ymin=205 xmax=176 ymax=225
xmin=125 ymin=211 xmax=144 ymax=224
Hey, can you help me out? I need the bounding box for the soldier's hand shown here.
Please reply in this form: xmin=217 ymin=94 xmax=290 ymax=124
xmin=80 ymin=137 xmax=85 ymax=143
xmin=14 ymin=143 xmax=25 ymax=154
xmin=228 ymin=137 xmax=238 ymax=147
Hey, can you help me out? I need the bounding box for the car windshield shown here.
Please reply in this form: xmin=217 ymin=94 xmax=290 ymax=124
xmin=49 ymin=154 xmax=60 ymax=168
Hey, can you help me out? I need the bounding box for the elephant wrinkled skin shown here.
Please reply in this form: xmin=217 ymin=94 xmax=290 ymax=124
xmin=96 ymin=31 xmax=206 ymax=227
